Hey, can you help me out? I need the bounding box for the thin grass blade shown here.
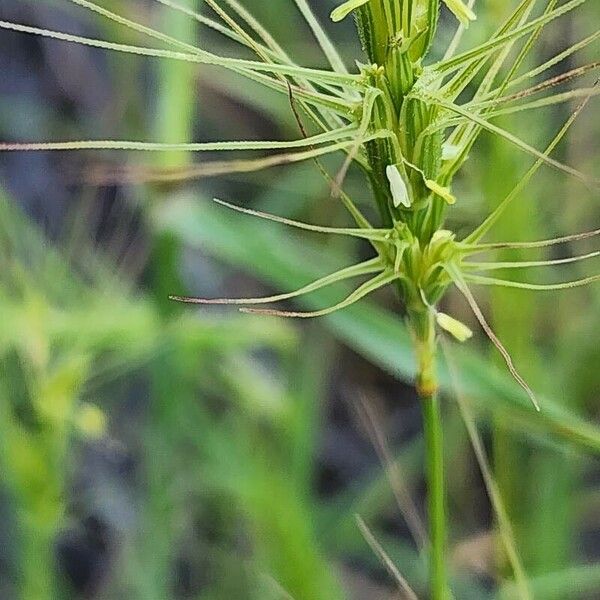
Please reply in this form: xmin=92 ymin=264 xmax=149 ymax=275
xmin=171 ymin=257 xmax=383 ymax=305
xmin=240 ymin=271 xmax=399 ymax=318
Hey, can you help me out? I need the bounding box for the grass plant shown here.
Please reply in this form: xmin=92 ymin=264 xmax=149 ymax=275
xmin=1 ymin=0 xmax=599 ymax=598
xmin=0 ymin=191 xmax=308 ymax=599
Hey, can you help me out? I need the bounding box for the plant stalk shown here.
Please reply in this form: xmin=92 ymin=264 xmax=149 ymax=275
xmin=422 ymin=389 xmax=448 ymax=600
xmin=413 ymin=310 xmax=449 ymax=600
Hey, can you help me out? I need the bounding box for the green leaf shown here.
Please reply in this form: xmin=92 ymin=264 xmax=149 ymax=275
xmin=432 ymin=0 xmax=588 ymax=75
xmin=209 ymin=198 xmax=391 ymax=241
xmin=468 ymin=228 xmax=600 ymax=251
xmin=498 ymin=564 xmax=600 ymax=599
xmin=0 ymin=20 xmax=360 ymax=86
xmin=293 ymin=0 xmax=348 ymax=73
xmin=171 ymin=257 xmax=383 ymax=305
xmin=240 ymin=270 xmax=399 ymax=318
xmin=0 ymin=125 xmax=358 ymax=153
xmin=465 ymin=273 xmax=600 ymax=291
xmin=84 ymin=134 xmax=391 ymax=185
xmin=464 ymin=251 xmax=600 ymax=271
xmin=421 ymin=92 xmax=593 ymax=185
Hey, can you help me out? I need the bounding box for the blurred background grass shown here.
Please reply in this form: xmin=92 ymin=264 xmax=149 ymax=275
xmin=0 ymin=1 xmax=599 ymax=598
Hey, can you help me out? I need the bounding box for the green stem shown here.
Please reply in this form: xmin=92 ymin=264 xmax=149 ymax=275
xmin=422 ymin=390 xmax=448 ymax=600
xmin=413 ymin=310 xmax=449 ymax=600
